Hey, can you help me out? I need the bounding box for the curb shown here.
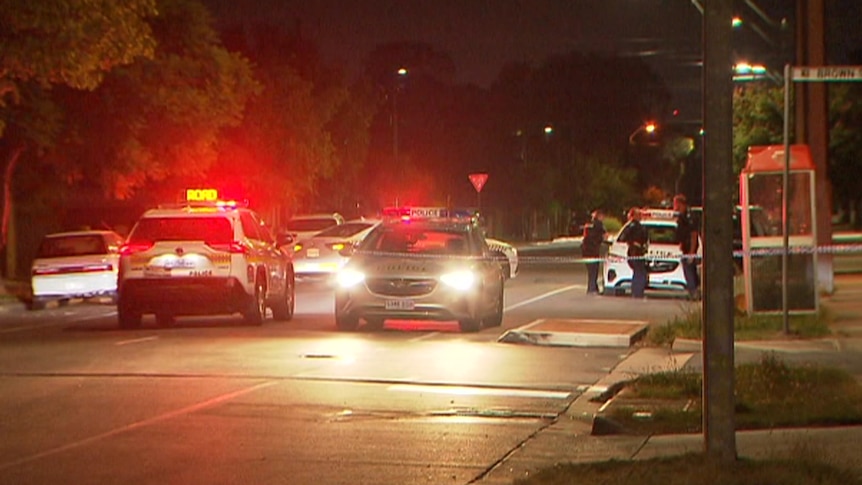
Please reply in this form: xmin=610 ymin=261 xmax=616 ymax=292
xmin=498 ymin=318 xmax=649 ymax=348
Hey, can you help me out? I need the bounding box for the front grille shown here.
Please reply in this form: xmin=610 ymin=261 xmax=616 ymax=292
xmin=366 ymin=277 xmax=437 ymax=296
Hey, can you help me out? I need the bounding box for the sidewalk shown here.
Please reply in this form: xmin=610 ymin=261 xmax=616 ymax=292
xmin=477 ymin=346 xmax=862 ymax=484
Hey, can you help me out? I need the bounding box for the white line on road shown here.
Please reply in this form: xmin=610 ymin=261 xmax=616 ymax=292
xmin=504 ymin=284 xmax=582 ymax=312
xmin=0 ymin=380 xmax=280 ymax=472
xmin=115 ymin=336 xmax=159 ymax=346
xmin=388 ymin=383 xmax=571 ymax=399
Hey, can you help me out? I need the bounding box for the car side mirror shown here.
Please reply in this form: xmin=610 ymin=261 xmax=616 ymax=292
xmin=277 ymin=233 xmax=294 ymax=247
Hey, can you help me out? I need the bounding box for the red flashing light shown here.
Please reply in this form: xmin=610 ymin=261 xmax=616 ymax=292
xmin=120 ymin=242 xmax=154 ymax=256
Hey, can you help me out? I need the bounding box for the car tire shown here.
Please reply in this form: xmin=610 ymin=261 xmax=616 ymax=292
xmin=459 ymin=317 xmax=482 ymax=333
xmin=26 ymin=298 xmax=47 ymax=311
xmin=243 ymin=280 xmax=265 ymax=326
xmin=484 ymin=284 xmax=505 ymax=327
xmin=271 ymin=274 xmax=295 ymax=321
xmin=118 ymin=299 xmax=142 ymax=329
xmin=335 ymin=311 xmax=359 ymax=331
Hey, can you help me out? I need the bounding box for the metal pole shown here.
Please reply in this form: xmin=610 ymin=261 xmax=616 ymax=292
xmin=702 ymin=0 xmax=737 ymax=462
xmin=782 ymin=64 xmax=791 ymax=334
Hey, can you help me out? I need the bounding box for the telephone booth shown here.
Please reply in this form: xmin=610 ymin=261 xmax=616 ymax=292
xmin=739 ymin=145 xmax=818 ymax=314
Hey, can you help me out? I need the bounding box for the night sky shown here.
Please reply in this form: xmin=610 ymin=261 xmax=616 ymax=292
xmin=205 ymin=0 xmax=862 ymax=120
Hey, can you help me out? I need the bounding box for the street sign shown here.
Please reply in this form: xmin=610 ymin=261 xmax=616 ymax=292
xmin=468 ymin=172 xmax=488 ymax=193
xmin=791 ymin=65 xmax=862 ymax=82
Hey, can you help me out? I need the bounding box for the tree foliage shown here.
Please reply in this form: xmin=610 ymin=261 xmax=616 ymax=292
xmin=732 ymin=83 xmax=784 ymax=173
xmin=214 ymin=21 xmax=379 ymax=219
xmin=0 ymin=0 xmax=158 ymax=134
xmin=47 ymin=0 xmax=259 ymax=202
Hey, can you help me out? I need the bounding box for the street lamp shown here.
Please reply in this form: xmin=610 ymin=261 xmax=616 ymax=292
xmin=392 ymin=67 xmax=408 ymax=204
xmin=393 ymin=67 xmax=408 ymax=167
xmin=628 ymin=121 xmax=658 ymax=145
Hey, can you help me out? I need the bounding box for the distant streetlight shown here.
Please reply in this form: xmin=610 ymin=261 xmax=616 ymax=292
xmin=543 ymin=124 xmax=554 ymax=135
xmin=628 ymin=121 xmax=658 ymax=145
xmin=393 ymin=67 xmax=408 ymax=165
xmin=393 ymin=67 xmax=408 ymax=205
xmin=733 ymin=61 xmax=781 ymax=84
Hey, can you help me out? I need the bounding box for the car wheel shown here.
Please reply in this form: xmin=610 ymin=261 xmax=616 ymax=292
xmin=118 ymin=299 xmax=142 ymax=329
xmin=459 ymin=317 xmax=482 ymax=333
xmin=26 ymin=298 xmax=47 ymax=311
xmin=271 ymin=274 xmax=295 ymax=321
xmin=484 ymin=284 xmax=505 ymax=327
xmin=243 ymin=280 xmax=265 ymax=326
xmin=335 ymin=311 xmax=359 ymax=331
xmin=155 ymin=313 xmax=175 ymax=327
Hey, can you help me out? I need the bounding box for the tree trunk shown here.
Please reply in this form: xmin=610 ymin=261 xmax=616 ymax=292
xmin=2 ymin=145 xmax=24 ymax=258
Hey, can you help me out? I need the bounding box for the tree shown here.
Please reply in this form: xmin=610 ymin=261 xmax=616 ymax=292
xmin=214 ymin=21 xmax=379 ymax=221
xmin=48 ymin=0 xmax=259 ymax=204
xmin=0 ymin=0 xmax=158 ymax=266
xmin=0 ymin=0 xmax=157 ymax=134
xmin=732 ymin=83 xmax=784 ymax=173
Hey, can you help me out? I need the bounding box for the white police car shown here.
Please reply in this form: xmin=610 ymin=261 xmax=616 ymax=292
xmin=116 ymin=189 xmax=295 ymax=328
xmin=602 ymin=208 xmax=701 ymax=297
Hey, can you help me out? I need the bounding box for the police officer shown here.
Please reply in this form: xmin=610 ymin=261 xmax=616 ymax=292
xmin=582 ymin=209 xmax=606 ymax=294
xmin=618 ymin=207 xmax=649 ymax=299
xmin=673 ymin=194 xmax=700 ymax=299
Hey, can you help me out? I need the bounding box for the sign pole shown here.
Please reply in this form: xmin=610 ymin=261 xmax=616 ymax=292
xmin=782 ymin=64 xmax=791 ymax=334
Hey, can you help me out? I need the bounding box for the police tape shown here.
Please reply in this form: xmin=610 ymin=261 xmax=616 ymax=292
xmin=516 ymin=242 xmax=862 ymax=265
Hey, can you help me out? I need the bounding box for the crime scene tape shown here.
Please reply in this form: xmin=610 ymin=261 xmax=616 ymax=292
xmin=515 ymin=242 xmax=862 ymax=265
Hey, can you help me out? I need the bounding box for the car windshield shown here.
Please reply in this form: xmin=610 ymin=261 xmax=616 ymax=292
xmin=38 ymin=235 xmax=107 ymax=258
xmin=645 ymin=224 xmax=678 ymax=244
xmin=315 ymin=222 xmax=373 ymax=238
xmin=363 ymin=226 xmax=471 ymax=256
xmin=128 ymin=217 xmax=233 ymax=243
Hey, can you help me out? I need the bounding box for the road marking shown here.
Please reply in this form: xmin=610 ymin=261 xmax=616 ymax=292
xmin=409 ymin=332 xmax=440 ymax=342
xmin=504 ymin=284 xmax=582 ymax=312
xmin=115 ymin=336 xmax=159 ymax=346
xmin=388 ymin=383 xmax=570 ymax=399
xmin=0 ymin=380 xmax=279 ymax=472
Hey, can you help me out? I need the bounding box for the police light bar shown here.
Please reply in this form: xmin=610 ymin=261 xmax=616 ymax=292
xmin=640 ymin=208 xmax=677 ymax=220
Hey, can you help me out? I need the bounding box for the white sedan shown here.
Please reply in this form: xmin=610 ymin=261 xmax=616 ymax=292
xmin=291 ymin=219 xmax=381 ymax=281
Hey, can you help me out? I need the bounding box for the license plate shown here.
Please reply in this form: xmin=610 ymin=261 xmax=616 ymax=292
xmin=307 ymin=248 xmax=320 ymax=258
xmin=385 ymin=299 xmax=415 ymax=310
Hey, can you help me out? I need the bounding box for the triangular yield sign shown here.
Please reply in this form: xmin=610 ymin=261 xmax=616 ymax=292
xmin=468 ymin=172 xmax=489 ymax=193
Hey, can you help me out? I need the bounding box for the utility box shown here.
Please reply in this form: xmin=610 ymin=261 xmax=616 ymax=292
xmin=739 ymin=145 xmax=818 ymax=314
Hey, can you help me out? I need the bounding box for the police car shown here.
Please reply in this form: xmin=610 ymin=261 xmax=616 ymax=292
xmin=602 ymin=208 xmax=701 ymax=297
xmin=116 ymin=189 xmax=295 ymax=328
xmin=333 ymin=207 xmax=506 ymax=332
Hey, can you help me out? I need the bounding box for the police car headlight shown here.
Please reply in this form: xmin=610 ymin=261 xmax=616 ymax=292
xmin=440 ymin=270 xmax=476 ymax=291
xmin=336 ymin=268 xmax=365 ymax=288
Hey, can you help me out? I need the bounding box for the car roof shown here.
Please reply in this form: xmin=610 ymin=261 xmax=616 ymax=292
xmin=141 ymin=205 xmax=247 ymax=218
xmin=288 ymin=213 xmax=342 ymax=221
xmin=43 ymin=230 xmax=120 ymax=238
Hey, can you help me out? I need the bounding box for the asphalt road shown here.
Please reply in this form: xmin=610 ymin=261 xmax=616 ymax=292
xmin=0 ymin=261 xmax=700 ymax=485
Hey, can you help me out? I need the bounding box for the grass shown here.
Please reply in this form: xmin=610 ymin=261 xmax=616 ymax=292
xmin=515 ymin=354 xmax=862 ymax=485
xmin=647 ymin=304 xmax=833 ymax=345
xmin=604 ymin=353 xmax=862 ymax=435
xmin=513 ymin=453 xmax=862 ymax=485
